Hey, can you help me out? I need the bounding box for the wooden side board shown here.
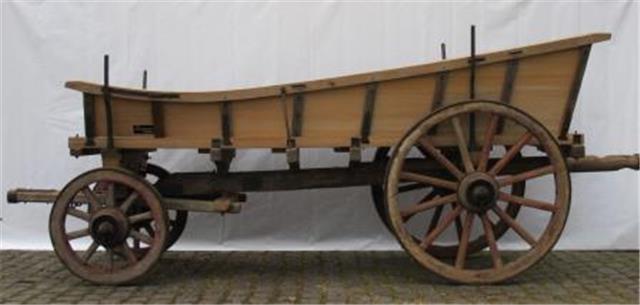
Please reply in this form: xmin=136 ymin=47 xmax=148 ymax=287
xmin=70 ymin=33 xmax=609 ymax=151
xmin=66 ymin=33 xmax=609 ymax=103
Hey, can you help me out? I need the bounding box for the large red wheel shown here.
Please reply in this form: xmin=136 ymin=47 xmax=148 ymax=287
xmin=370 ymin=147 xmax=525 ymax=258
xmin=385 ymin=101 xmax=571 ymax=284
xmin=49 ymin=168 xmax=168 ymax=284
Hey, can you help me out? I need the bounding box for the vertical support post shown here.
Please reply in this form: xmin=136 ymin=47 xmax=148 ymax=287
xmin=432 ymin=43 xmax=448 ymax=112
xmin=287 ymin=85 xmax=304 ymax=170
xmin=143 ymin=69 xmax=165 ymax=138
xmin=291 ymin=91 xmax=305 ymax=137
xmin=349 ymin=137 xmax=362 ymax=166
xmin=360 ymin=82 xmax=377 ymax=144
xmin=103 ymin=55 xmax=114 ymax=149
xmin=221 ymin=102 xmax=232 ymax=146
xmin=469 ymin=25 xmax=476 ymax=100
xmin=559 ymin=45 xmax=592 ymax=140
xmin=210 ymin=139 xmax=234 ymax=175
xmin=279 ymin=87 xmax=292 ymax=141
xmin=83 ymin=93 xmax=96 ymax=146
xmin=497 ymin=59 xmax=519 ymax=134
xmin=142 ymin=70 xmax=148 ymax=89
xmin=286 ymin=139 xmax=300 ymax=170
xmin=151 ymin=102 xmax=165 ymax=137
xmin=468 ymin=25 xmax=477 ymax=151
xmin=429 ymin=43 xmax=449 ymax=135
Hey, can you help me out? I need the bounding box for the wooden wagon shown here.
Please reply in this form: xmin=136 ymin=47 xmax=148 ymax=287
xmin=7 ymin=28 xmax=639 ymax=285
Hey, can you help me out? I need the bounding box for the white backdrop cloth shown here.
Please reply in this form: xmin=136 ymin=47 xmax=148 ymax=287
xmin=1 ymin=1 xmax=638 ymax=250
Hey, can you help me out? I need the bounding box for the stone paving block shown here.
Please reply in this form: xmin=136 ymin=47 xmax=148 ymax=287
xmin=0 ymin=250 xmax=638 ymax=304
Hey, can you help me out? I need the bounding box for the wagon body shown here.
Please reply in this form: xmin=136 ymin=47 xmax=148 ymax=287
xmin=67 ymin=33 xmax=610 ymax=152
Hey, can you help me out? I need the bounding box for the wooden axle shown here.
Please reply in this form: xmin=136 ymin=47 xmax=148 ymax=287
xmin=6 ymin=188 xmax=242 ymax=214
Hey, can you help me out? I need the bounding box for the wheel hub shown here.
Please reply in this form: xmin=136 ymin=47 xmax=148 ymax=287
xmin=458 ymin=173 xmax=499 ymax=213
xmin=89 ymin=208 xmax=129 ymax=247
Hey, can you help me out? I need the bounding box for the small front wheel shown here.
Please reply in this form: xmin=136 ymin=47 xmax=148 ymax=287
xmin=142 ymin=163 xmax=188 ymax=251
xmin=49 ymin=168 xmax=168 ymax=284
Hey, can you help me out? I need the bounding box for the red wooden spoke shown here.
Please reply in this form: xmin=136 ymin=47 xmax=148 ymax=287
xmin=451 ymin=116 xmax=475 ymax=173
xmin=399 ymin=172 xmax=458 ymax=190
xmin=451 ymin=203 xmax=463 ymax=240
xmin=477 ymin=114 xmax=499 ymax=172
xmin=67 ymin=207 xmax=90 ymax=221
xmin=417 ymin=138 xmax=465 ymax=180
xmin=67 ymin=228 xmax=90 ymax=240
xmin=400 ymin=194 xmax=458 ymax=222
xmin=118 ymin=244 xmax=138 ymax=264
xmin=498 ymin=192 xmax=557 ymax=212
xmin=455 ymin=211 xmax=475 ymax=269
xmin=143 ymin=223 xmax=156 ymax=237
xmin=492 ymin=206 xmax=536 ymax=246
xmin=480 ymin=213 xmax=502 ymax=268
xmin=119 ymin=192 xmax=139 ymax=213
xmin=420 ymin=205 xmax=464 ymax=249
xmin=81 ymin=187 xmax=102 ymax=212
xmin=499 ymin=165 xmax=554 ymax=187
xmin=415 ymin=145 xmax=430 ymax=158
xmin=128 ymin=211 xmax=154 ymax=224
xmin=129 ymin=230 xmax=153 ymax=245
xmin=398 ymin=183 xmax=429 ymax=193
xmin=488 ymin=132 xmax=533 ymax=176
xmin=426 ymin=204 xmax=444 ymax=235
xmin=106 ymin=182 xmax=115 ymax=207
xmin=81 ymin=241 xmax=99 ymax=263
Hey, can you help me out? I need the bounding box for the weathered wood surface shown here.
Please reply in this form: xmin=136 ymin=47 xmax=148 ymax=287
xmin=6 ymin=188 xmax=242 ymax=214
xmin=7 ymin=154 xmax=636 ymax=209
xmin=66 ymin=33 xmax=610 ymax=151
xmin=154 ymin=157 xmax=551 ymax=195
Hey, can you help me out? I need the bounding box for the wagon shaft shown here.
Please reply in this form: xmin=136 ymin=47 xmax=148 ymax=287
xmin=6 ymin=188 xmax=242 ymax=214
xmin=567 ymin=154 xmax=639 ymax=172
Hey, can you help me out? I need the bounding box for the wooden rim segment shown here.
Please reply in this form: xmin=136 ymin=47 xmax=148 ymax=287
xmin=384 ymin=100 xmax=571 ymax=284
xmin=49 ymin=168 xmax=168 ymax=284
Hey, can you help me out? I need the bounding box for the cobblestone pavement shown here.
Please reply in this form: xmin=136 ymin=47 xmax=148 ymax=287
xmin=0 ymin=251 xmax=637 ymax=304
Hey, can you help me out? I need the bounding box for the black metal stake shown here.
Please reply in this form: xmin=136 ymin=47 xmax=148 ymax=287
xmin=468 ymin=25 xmax=477 ymax=150
xmin=103 ymin=55 xmax=114 ymax=149
xmin=142 ymin=70 xmax=148 ymax=89
xmin=428 ymin=42 xmax=448 ymax=135
xmin=470 ymin=25 xmax=476 ymax=100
